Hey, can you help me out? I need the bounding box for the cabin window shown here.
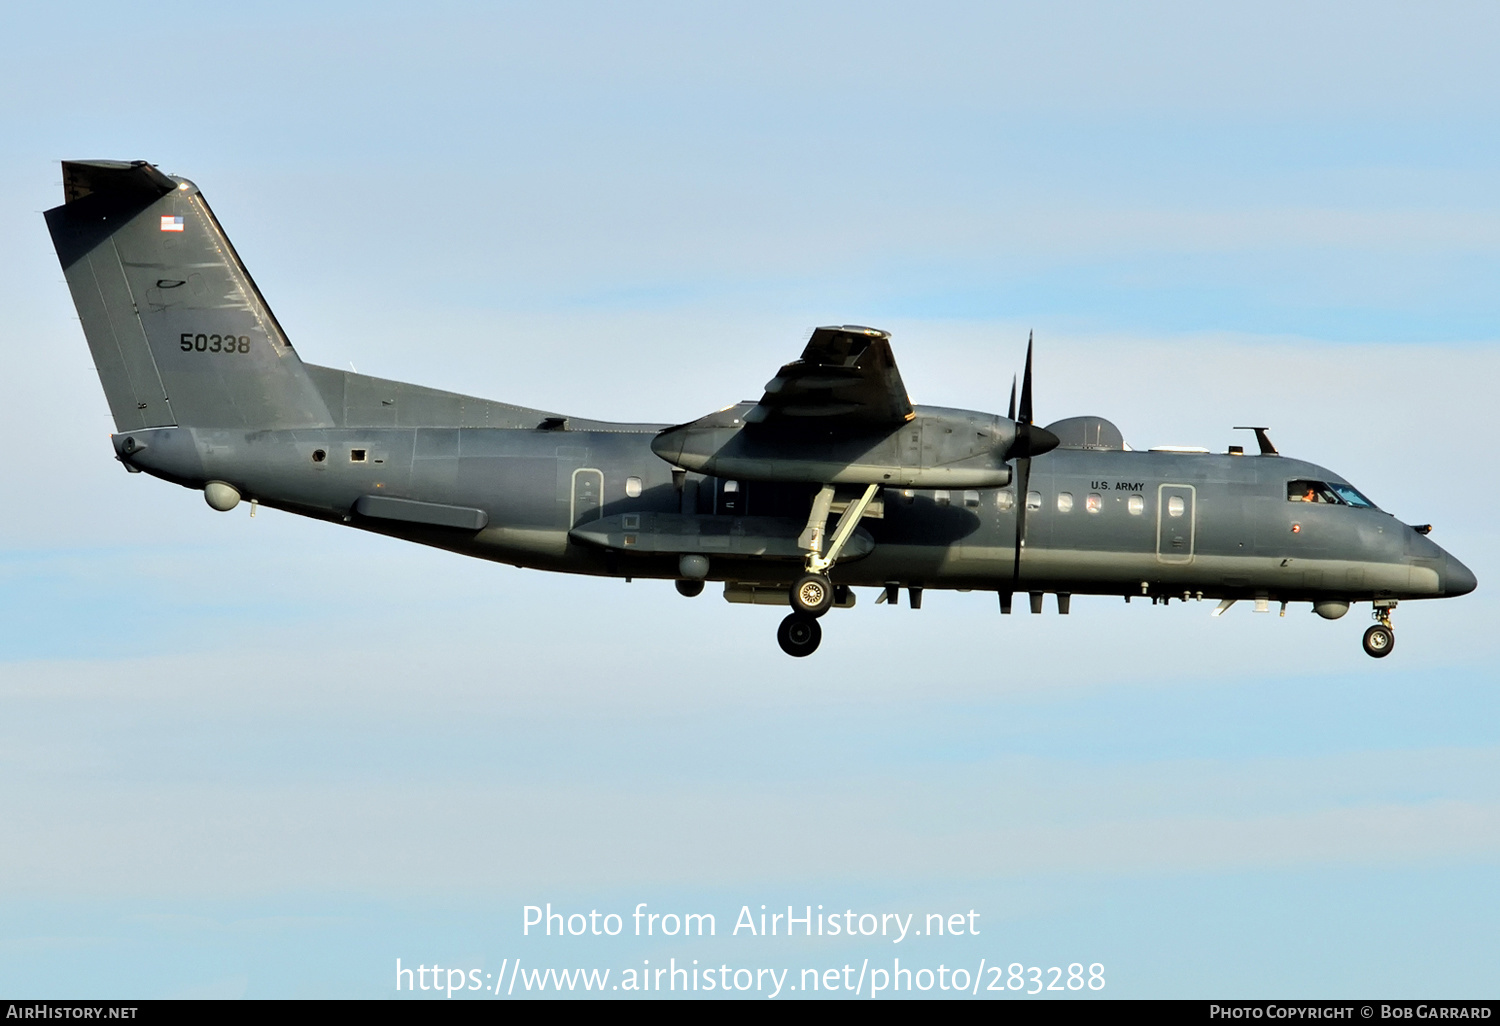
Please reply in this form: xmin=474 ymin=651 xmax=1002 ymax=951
xmin=1086 ymin=493 xmax=1102 ymax=513
xmin=350 ymin=448 xmax=367 ymax=463
xmin=1167 ymin=496 xmax=1186 ymax=517
xmin=1057 ymin=492 xmax=1074 ymax=513
xmin=934 ymin=490 xmax=951 ymax=506
xmin=625 ymin=476 xmax=643 ymax=498
xmin=996 ymin=490 xmax=1015 ymax=512
xmin=1128 ymin=495 xmax=1145 ymax=515
xmin=963 ymin=490 xmax=980 ymax=508
xmin=723 ymin=480 xmax=739 ymax=493
xmin=1025 ymin=491 xmax=1042 ymax=511
xmin=311 ymin=449 xmax=326 ymax=463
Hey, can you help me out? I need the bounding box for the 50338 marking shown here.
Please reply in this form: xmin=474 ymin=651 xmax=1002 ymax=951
xmin=179 ymin=332 xmax=250 ymax=354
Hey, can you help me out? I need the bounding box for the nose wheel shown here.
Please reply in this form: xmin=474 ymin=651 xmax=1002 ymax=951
xmin=1362 ymin=605 xmax=1396 ymax=658
xmin=777 ymin=613 xmax=822 ymax=657
xmin=1362 ymin=624 xmax=1394 ymax=658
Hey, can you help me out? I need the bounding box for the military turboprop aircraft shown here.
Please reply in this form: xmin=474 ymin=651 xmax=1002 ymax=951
xmin=46 ymin=160 xmax=1477 ymax=658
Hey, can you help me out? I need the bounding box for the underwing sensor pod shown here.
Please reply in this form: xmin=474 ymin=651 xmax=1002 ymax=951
xmin=46 ymin=160 xmax=1476 ymax=658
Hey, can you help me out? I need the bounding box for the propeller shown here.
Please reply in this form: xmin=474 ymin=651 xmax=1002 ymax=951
xmin=1008 ymin=332 xmax=1058 ymax=590
xmin=1007 ymin=333 xmax=1057 ymax=460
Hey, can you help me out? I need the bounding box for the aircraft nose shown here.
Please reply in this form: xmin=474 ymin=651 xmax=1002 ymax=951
xmin=1444 ymin=555 xmax=1478 ymax=597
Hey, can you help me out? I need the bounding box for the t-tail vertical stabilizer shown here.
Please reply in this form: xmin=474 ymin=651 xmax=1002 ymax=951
xmin=44 ymin=160 xmax=334 ymax=432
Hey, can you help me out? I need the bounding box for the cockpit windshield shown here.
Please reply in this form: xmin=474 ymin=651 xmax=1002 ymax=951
xmin=1327 ymin=483 xmax=1376 ymax=508
xmin=1287 ymin=479 xmax=1377 ymax=508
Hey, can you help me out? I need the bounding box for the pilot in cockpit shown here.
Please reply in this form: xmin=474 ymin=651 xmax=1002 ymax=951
xmin=1289 ymin=481 xmax=1325 ymax=503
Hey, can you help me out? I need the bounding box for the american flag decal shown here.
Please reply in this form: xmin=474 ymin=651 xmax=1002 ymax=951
xmin=160 ymin=215 xmax=184 ymax=232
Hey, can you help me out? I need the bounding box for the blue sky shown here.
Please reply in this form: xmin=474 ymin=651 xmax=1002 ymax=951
xmin=1 ymin=0 xmax=1497 ymax=999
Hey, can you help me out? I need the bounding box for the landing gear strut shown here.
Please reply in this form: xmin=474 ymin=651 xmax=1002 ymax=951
xmin=1362 ymin=603 xmax=1396 ymax=658
xmin=778 ymin=613 xmax=822 ymax=657
xmin=775 ymin=482 xmax=881 ymax=654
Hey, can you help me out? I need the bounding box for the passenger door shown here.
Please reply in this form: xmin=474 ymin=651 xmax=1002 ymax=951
xmin=571 ymin=467 xmax=604 ymax=525
xmin=1156 ymin=483 xmax=1196 ymax=564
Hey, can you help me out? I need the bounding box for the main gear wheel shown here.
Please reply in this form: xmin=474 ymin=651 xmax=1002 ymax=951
xmin=777 ymin=613 xmax=822 ymax=657
xmin=790 ymin=573 xmax=834 ymax=617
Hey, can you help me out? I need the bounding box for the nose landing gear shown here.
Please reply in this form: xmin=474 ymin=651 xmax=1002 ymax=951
xmin=1362 ymin=624 xmax=1394 ymax=657
xmin=1362 ymin=604 xmax=1396 ymax=658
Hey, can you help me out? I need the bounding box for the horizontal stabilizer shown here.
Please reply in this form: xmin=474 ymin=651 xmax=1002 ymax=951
xmin=62 ymin=159 xmax=176 ymax=204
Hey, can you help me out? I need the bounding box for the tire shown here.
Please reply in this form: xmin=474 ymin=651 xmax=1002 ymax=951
xmin=1362 ymin=624 xmax=1395 ymax=658
xmin=777 ymin=613 xmax=822 ymax=657
xmin=790 ymin=573 xmax=834 ymax=617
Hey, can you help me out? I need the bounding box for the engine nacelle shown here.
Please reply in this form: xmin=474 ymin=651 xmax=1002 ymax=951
xmin=652 ymin=404 xmax=1022 ymax=488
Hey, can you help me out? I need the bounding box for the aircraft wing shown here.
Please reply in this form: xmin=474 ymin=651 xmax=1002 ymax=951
xmin=745 ymin=325 xmax=914 ymax=428
xmin=653 ymin=323 xmax=1014 ymax=486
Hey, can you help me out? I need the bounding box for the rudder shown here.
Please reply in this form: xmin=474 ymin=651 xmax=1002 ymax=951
xmin=45 ymin=160 xmax=334 ymax=432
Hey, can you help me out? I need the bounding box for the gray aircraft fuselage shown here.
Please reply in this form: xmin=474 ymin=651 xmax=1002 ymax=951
xmin=112 ymin=395 xmax=1471 ymax=606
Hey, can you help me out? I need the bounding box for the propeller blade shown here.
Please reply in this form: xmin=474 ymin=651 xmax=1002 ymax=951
xmin=1011 ymin=456 xmax=1031 ymax=586
xmin=1004 ymin=333 xmax=1059 ymax=459
xmin=1018 ymin=331 xmax=1034 ymax=426
xmin=1011 ymin=332 xmax=1041 ymax=586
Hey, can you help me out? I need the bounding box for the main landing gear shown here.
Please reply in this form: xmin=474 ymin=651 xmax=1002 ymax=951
xmin=1362 ymin=603 xmax=1396 ymax=658
xmin=776 ymin=482 xmax=881 ymax=656
xmin=790 ymin=573 xmax=834 ymax=616
xmin=777 ymin=613 xmax=822 ymax=657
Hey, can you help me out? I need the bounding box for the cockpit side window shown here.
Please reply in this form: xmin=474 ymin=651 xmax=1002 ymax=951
xmin=1287 ymin=479 xmax=1377 ymax=509
xmin=1288 ymin=480 xmax=1341 ymax=503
